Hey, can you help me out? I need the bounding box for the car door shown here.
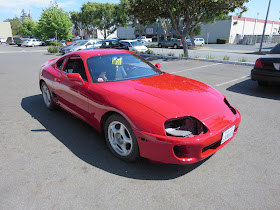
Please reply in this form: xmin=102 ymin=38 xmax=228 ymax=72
xmin=53 ymin=55 xmax=91 ymax=121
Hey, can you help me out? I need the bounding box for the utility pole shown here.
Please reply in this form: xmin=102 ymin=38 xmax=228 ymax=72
xmin=259 ymin=0 xmax=271 ymax=52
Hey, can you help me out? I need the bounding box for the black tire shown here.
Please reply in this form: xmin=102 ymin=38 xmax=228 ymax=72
xmin=41 ymin=81 xmax=55 ymax=110
xmin=104 ymin=114 xmax=140 ymax=162
xmin=174 ymin=44 xmax=178 ymax=49
xmin=258 ymin=81 xmax=269 ymax=86
xmin=158 ymin=43 xmax=162 ymax=48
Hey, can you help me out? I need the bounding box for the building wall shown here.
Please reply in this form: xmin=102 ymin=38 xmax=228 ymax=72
xmin=0 ymin=22 xmax=13 ymax=40
xmin=116 ymin=16 xmax=280 ymax=44
xmin=117 ymin=26 xmax=135 ymax=39
xmin=96 ymin=30 xmax=118 ymax=40
xmin=230 ymin=16 xmax=280 ymax=43
xmin=200 ymin=18 xmax=232 ymax=43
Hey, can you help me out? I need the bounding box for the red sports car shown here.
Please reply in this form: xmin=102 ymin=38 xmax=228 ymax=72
xmin=39 ymin=49 xmax=241 ymax=164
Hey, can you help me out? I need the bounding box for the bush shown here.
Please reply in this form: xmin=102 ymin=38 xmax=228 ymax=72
xmin=148 ymin=44 xmax=157 ymax=48
xmin=167 ymin=52 xmax=175 ymax=56
xmin=47 ymin=46 xmax=59 ymax=53
xmin=217 ymin=39 xmax=229 ymax=44
xmin=238 ymin=57 xmax=247 ymax=62
xmin=206 ymin=54 xmax=215 ymax=59
xmin=223 ymin=55 xmax=230 ymax=60
xmin=146 ymin=49 xmax=154 ymax=54
xmin=180 ymin=53 xmax=187 ymax=57
xmin=47 ymin=41 xmax=63 ymax=47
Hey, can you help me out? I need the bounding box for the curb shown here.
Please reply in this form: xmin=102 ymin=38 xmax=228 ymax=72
xmin=140 ymin=54 xmax=255 ymax=66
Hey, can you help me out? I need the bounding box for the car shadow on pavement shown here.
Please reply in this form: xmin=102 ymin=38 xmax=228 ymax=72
xmin=21 ymin=94 xmax=210 ymax=180
xmin=227 ymin=79 xmax=280 ymax=100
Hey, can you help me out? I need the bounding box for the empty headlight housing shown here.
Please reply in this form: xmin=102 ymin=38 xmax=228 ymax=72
xmin=164 ymin=116 xmax=207 ymax=137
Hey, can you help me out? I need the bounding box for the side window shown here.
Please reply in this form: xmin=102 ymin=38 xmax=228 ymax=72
xmin=64 ymin=57 xmax=88 ymax=82
xmin=56 ymin=58 xmax=66 ymax=70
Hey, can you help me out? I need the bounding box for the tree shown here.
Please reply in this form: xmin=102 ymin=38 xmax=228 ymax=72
xmin=130 ymin=0 xmax=248 ymax=57
xmin=20 ymin=9 xmax=28 ymax=21
xmin=158 ymin=18 xmax=171 ymax=40
xmin=189 ymin=25 xmax=202 ymax=46
xmin=36 ymin=2 xmax=73 ymax=40
xmin=80 ymin=0 xmax=129 ymax=39
xmin=70 ymin=11 xmax=87 ymax=39
xmin=18 ymin=19 xmax=37 ymax=36
xmin=4 ymin=17 xmax=21 ymax=36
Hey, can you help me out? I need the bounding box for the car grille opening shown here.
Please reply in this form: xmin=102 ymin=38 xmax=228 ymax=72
xmin=202 ymin=140 xmax=221 ymax=153
xmin=173 ymin=145 xmax=190 ymax=158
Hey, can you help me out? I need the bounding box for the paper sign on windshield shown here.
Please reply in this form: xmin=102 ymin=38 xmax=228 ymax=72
xmin=112 ymin=57 xmax=122 ymax=65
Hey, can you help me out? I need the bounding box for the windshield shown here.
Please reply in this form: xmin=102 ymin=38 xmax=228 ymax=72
xmin=130 ymin=41 xmax=142 ymax=46
xmin=76 ymin=41 xmax=88 ymax=46
xmin=269 ymin=43 xmax=280 ymax=54
xmin=87 ymin=53 xmax=162 ymax=83
xmin=72 ymin=41 xmax=83 ymax=46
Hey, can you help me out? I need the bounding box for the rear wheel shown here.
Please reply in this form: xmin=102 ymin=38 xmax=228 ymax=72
xmin=105 ymin=114 xmax=140 ymax=162
xmin=41 ymin=82 xmax=55 ymax=110
xmin=158 ymin=43 xmax=162 ymax=48
xmin=174 ymin=44 xmax=178 ymax=49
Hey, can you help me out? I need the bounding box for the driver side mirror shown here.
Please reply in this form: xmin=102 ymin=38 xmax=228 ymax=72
xmin=155 ymin=63 xmax=161 ymax=69
xmin=67 ymin=73 xmax=85 ymax=85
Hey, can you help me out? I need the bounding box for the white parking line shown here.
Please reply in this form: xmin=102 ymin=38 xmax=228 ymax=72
xmin=170 ymin=63 xmax=223 ymax=73
xmin=215 ymin=75 xmax=250 ymax=87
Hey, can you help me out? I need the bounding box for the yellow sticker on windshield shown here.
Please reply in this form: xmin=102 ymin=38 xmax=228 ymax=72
xmin=112 ymin=57 xmax=122 ymax=65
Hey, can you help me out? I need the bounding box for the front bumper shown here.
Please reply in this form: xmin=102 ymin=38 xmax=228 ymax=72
xmin=251 ymin=68 xmax=280 ymax=83
xmin=134 ymin=108 xmax=241 ymax=164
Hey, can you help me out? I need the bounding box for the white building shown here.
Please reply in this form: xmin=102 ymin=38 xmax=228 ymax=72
xmin=117 ymin=16 xmax=280 ymax=44
xmin=0 ymin=22 xmax=13 ymax=40
xmin=201 ymin=16 xmax=280 ymax=44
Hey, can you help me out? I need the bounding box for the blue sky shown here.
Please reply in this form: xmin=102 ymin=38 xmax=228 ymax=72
xmin=0 ymin=0 xmax=279 ymax=22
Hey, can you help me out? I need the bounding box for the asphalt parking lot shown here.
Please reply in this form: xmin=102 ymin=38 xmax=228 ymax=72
xmin=1 ymin=44 xmax=279 ymax=209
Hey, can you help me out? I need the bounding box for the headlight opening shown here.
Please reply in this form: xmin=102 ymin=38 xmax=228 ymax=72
xmin=164 ymin=116 xmax=207 ymax=137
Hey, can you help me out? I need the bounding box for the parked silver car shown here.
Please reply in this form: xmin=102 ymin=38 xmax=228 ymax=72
xmin=64 ymin=39 xmax=99 ymax=54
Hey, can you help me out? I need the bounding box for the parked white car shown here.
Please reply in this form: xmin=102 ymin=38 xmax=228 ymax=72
xmin=22 ymin=39 xmax=41 ymax=47
xmin=140 ymin=36 xmax=152 ymax=42
xmin=0 ymin=37 xmax=6 ymax=44
xmin=187 ymin=38 xmax=205 ymax=46
xmin=120 ymin=40 xmax=148 ymax=53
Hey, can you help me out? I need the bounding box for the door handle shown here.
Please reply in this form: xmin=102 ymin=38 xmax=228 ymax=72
xmin=55 ymin=78 xmax=61 ymax=82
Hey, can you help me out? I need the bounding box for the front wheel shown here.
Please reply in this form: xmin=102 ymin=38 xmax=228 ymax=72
xmin=105 ymin=114 xmax=140 ymax=162
xmin=41 ymin=81 xmax=55 ymax=110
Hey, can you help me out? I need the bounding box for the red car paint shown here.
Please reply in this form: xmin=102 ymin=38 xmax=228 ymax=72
xmin=39 ymin=49 xmax=241 ymax=164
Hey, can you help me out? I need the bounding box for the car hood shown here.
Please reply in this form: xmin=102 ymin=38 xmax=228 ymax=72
xmin=98 ymin=73 xmax=227 ymax=120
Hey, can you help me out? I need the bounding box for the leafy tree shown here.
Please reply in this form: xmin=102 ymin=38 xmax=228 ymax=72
xmin=70 ymin=11 xmax=88 ymax=39
xmin=36 ymin=2 xmax=72 ymax=40
xmin=130 ymin=0 xmax=248 ymax=57
xmin=4 ymin=17 xmax=21 ymax=36
xmin=80 ymin=0 xmax=129 ymax=39
xmin=18 ymin=19 xmax=37 ymax=36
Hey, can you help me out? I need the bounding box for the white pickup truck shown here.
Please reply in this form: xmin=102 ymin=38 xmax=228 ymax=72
xmin=140 ymin=36 xmax=152 ymax=42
